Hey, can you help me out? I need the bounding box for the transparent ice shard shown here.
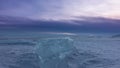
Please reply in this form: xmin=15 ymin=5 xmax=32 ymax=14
xmin=35 ymin=37 xmax=78 ymax=68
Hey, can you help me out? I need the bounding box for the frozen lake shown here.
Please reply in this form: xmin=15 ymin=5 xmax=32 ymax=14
xmin=0 ymin=32 xmax=120 ymax=68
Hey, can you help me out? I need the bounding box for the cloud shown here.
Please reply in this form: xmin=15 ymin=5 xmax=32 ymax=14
xmin=0 ymin=16 xmax=120 ymax=33
xmin=0 ymin=0 xmax=120 ymax=20
xmin=0 ymin=0 xmax=64 ymax=20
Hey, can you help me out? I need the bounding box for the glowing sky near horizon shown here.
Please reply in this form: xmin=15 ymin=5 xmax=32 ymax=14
xmin=0 ymin=0 xmax=120 ymax=20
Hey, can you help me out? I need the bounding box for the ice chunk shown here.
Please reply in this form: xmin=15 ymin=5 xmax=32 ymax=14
xmin=35 ymin=37 xmax=78 ymax=68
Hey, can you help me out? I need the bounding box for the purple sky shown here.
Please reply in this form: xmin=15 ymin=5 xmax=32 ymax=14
xmin=0 ymin=0 xmax=120 ymax=33
xmin=0 ymin=0 xmax=120 ymax=20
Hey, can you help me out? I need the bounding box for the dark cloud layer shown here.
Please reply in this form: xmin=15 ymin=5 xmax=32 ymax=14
xmin=0 ymin=16 xmax=120 ymax=33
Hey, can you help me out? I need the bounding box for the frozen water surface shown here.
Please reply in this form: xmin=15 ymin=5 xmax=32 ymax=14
xmin=0 ymin=32 xmax=120 ymax=68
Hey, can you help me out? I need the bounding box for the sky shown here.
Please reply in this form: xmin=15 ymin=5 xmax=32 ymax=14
xmin=0 ymin=0 xmax=120 ymax=33
xmin=0 ymin=0 xmax=120 ymax=20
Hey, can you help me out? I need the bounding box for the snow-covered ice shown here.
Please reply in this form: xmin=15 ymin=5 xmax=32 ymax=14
xmin=0 ymin=33 xmax=120 ymax=68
